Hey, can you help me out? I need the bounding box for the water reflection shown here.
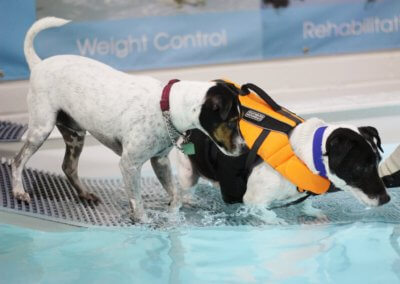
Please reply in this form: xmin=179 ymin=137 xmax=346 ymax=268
xmin=390 ymin=225 xmax=400 ymax=281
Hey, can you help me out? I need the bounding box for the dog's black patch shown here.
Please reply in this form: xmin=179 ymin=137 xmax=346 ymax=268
xmin=56 ymin=109 xmax=122 ymax=154
xmin=358 ymin=126 xmax=383 ymax=160
xmin=326 ymin=128 xmax=389 ymax=205
xmin=199 ymin=82 xmax=243 ymax=154
xmin=56 ymin=109 xmax=83 ymax=132
xmin=187 ymin=129 xmax=254 ymax=204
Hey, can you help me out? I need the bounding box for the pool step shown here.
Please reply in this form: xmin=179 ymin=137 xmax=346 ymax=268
xmin=0 ymin=160 xmax=171 ymax=228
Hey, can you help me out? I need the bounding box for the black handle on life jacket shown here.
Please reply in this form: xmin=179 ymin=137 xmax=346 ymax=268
xmin=241 ymin=83 xmax=282 ymax=112
xmin=241 ymin=83 xmax=303 ymax=125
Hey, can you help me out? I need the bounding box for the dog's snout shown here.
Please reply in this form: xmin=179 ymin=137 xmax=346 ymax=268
xmin=378 ymin=193 xmax=390 ymax=206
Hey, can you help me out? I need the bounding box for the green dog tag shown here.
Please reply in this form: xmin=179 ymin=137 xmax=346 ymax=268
xmin=182 ymin=142 xmax=195 ymax=155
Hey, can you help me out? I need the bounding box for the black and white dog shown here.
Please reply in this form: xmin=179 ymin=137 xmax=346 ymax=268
xmin=12 ymin=17 xmax=245 ymax=222
xmin=177 ymin=117 xmax=389 ymax=224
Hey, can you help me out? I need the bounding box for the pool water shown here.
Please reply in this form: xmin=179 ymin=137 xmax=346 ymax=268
xmin=0 ymin=145 xmax=400 ymax=283
xmin=0 ymin=222 xmax=399 ymax=283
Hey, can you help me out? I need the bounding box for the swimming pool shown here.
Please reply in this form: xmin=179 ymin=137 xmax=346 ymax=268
xmin=1 ymin=146 xmax=400 ymax=283
xmin=1 ymin=218 xmax=399 ymax=283
xmin=0 ymin=114 xmax=399 ymax=284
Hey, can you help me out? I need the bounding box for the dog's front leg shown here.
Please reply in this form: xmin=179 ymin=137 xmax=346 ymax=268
xmin=176 ymin=150 xmax=200 ymax=204
xmin=151 ymin=155 xmax=181 ymax=212
xmin=119 ymin=155 xmax=148 ymax=223
xmin=299 ymin=199 xmax=329 ymax=224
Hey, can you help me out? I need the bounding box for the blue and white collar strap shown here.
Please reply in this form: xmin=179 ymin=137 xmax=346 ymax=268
xmin=312 ymin=126 xmax=328 ymax=178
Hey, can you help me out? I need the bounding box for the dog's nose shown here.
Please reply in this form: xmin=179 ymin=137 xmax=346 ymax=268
xmin=378 ymin=194 xmax=391 ymax=205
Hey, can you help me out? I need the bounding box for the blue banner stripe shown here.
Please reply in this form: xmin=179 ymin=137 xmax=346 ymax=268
xmin=1 ymin=0 xmax=400 ymax=80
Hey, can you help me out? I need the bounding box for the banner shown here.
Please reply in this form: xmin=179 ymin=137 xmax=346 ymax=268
xmin=0 ymin=0 xmax=399 ymax=81
xmin=262 ymin=0 xmax=400 ymax=58
xmin=34 ymin=11 xmax=263 ymax=73
xmin=0 ymin=0 xmax=36 ymax=80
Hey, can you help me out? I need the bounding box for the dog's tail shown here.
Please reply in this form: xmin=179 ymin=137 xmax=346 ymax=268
xmin=24 ymin=17 xmax=70 ymax=70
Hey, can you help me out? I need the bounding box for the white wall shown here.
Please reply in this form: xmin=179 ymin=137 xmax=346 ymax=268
xmin=1 ymin=50 xmax=399 ymax=175
xmin=1 ymin=49 xmax=400 ymax=136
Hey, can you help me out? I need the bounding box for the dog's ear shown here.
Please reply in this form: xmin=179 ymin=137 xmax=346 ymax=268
xmin=219 ymin=81 xmax=238 ymax=94
xmin=214 ymin=80 xmax=248 ymax=96
xmin=358 ymin=126 xmax=383 ymax=153
xmin=326 ymin=129 xmax=356 ymax=171
xmin=210 ymin=94 xmax=233 ymax=121
xmin=210 ymin=81 xmax=243 ymax=120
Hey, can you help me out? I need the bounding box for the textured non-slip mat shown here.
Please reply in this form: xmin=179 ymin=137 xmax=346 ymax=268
xmin=0 ymin=161 xmax=137 ymax=227
xmin=0 ymin=121 xmax=27 ymax=142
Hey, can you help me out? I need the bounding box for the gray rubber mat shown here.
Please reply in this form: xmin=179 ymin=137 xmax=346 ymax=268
xmin=0 ymin=121 xmax=27 ymax=142
xmin=0 ymin=160 xmax=173 ymax=227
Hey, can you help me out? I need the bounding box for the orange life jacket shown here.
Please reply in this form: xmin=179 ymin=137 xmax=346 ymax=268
xmin=236 ymin=83 xmax=331 ymax=195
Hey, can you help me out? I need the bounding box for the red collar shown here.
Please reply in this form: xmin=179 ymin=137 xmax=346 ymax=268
xmin=160 ymin=79 xmax=180 ymax=112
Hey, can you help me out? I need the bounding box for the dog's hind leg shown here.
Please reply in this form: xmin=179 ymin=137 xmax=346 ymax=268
xmin=12 ymin=104 xmax=56 ymax=202
xmin=56 ymin=123 xmax=100 ymax=203
xmin=151 ymin=155 xmax=181 ymax=212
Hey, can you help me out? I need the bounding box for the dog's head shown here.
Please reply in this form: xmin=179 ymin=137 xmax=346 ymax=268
xmin=325 ymin=126 xmax=389 ymax=206
xmin=198 ymin=81 xmax=245 ymax=156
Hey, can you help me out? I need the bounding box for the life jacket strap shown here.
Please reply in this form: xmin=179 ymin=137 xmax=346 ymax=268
xmin=241 ymin=83 xmax=281 ymax=111
xmin=241 ymin=83 xmax=303 ymax=124
xmin=245 ymin=129 xmax=270 ymax=170
xmin=270 ymin=183 xmax=340 ymax=209
xmin=277 ymin=108 xmax=303 ymax=125
xmin=268 ymin=191 xmax=313 ymax=210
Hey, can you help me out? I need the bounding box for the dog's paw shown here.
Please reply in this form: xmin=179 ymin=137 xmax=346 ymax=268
xmin=168 ymin=198 xmax=182 ymax=213
xmin=253 ymin=208 xmax=287 ymax=225
xmin=129 ymin=199 xmax=150 ymax=224
xmin=306 ymin=211 xmax=330 ymax=224
xmin=13 ymin=189 xmax=31 ymax=203
xmin=181 ymin=191 xmax=196 ymax=205
xmin=298 ymin=215 xmax=330 ymax=225
xmin=269 ymin=217 xmax=288 ymax=225
xmin=130 ymin=212 xmax=150 ymax=224
xmin=129 ymin=213 xmax=150 ymax=224
xmin=79 ymin=191 xmax=101 ymax=204
xmin=315 ymin=214 xmax=330 ymax=224
xmin=301 ymin=201 xmax=329 ymax=223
